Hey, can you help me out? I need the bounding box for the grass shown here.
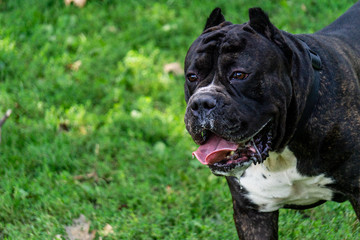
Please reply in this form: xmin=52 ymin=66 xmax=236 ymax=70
xmin=0 ymin=0 xmax=359 ymax=239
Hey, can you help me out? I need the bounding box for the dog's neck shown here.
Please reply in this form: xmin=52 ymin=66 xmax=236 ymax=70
xmin=292 ymin=39 xmax=322 ymax=140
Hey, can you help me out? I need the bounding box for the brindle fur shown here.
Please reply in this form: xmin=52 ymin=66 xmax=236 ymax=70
xmin=184 ymin=3 xmax=360 ymax=239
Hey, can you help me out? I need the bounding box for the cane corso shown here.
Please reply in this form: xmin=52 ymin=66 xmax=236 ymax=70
xmin=184 ymin=2 xmax=360 ymax=239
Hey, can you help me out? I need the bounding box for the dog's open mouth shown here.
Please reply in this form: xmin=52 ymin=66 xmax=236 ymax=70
xmin=193 ymin=122 xmax=272 ymax=174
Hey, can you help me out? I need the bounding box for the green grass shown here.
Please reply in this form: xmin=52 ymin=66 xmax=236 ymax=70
xmin=0 ymin=0 xmax=359 ymax=239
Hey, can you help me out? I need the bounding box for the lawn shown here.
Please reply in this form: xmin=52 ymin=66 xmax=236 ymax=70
xmin=0 ymin=0 xmax=359 ymax=239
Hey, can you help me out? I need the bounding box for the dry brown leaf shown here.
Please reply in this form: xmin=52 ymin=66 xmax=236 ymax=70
xmin=163 ymin=62 xmax=183 ymax=76
xmin=53 ymin=234 xmax=63 ymax=240
xmin=86 ymin=171 xmax=98 ymax=180
xmin=65 ymin=214 xmax=96 ymax=240
xmin=99 ymin=224 xmax=114 ymax=237
xmin=0 ymin=109 xmax=12 ymax=144
xmin=64 ymin=0 xmax=87 ymax=8
xmin=59 ymin=122 xmax=70 ymax=132
xmin=73 ymin=0 xmax=86 ymax=7
xmin=166 ymin=185 xmax=173 ymax=194
xmin=67 ymin=60 xmax=82 ymax=71
xmin=0 ymin=109 xmax=11 ymax=127
xmin=74 ymin=171 xmax=99 ymax=182
xmin=301 ymin=4 xmax=307 ymax=12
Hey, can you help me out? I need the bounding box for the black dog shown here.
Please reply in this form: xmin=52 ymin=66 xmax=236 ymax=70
xmin=184 ymin=2 xmax=360 ymax=239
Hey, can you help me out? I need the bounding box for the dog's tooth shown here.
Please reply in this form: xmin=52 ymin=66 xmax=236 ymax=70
xmin=250 ymin=157 xmax=257 ymax=165
xmin=251 ymin=139 xmax=263 ymax=162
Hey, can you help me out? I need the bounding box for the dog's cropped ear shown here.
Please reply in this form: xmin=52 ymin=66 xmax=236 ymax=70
xmin=204 ymin=8 xmax=226 ymax=30
xmin=248 ymin=8 xmax=276 ymax=39
xmin=249 ymin=8 xmax=292 ymax=59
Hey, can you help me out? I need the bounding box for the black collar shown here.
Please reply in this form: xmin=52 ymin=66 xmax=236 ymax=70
xmin=293 ymin=39 xmax=322 ymax=138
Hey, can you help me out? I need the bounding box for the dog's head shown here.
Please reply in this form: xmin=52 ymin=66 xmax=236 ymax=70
xmin=184 ymin=8 xmax=310 ymax=176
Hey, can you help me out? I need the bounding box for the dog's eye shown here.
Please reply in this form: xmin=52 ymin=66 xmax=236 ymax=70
xmin=187 ymin=73 xmax=198 ymax=82
xmin=230 ymin=71 xmax=248 ymax=81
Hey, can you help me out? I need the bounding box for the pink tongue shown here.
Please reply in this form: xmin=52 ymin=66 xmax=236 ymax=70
xmin=193 ymin=135 xmax=239 ymax=165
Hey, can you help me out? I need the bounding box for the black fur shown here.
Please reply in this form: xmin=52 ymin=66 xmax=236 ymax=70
xmin=184 ymin=3 xmax=360 ymax=239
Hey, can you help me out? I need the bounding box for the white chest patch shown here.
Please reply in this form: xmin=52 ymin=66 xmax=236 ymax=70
xmin=234 ymin=147 xmax=334 ymax=212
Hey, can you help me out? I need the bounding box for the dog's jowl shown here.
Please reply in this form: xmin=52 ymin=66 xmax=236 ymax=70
xmin=184 ymin=3 xmax=360 ymax=239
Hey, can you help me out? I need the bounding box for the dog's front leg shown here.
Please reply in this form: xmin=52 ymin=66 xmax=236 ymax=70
xmin=226 ymin=177 xmax=279 ymax=240
xmin=232 ymin=201 xmax=279 ymax=240
xmin=350 ymin=196 xmax=360 ymax=220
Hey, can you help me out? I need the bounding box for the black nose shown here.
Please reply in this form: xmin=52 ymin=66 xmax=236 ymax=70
xmin=190 ymin=95 xmax=217 ymax=116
